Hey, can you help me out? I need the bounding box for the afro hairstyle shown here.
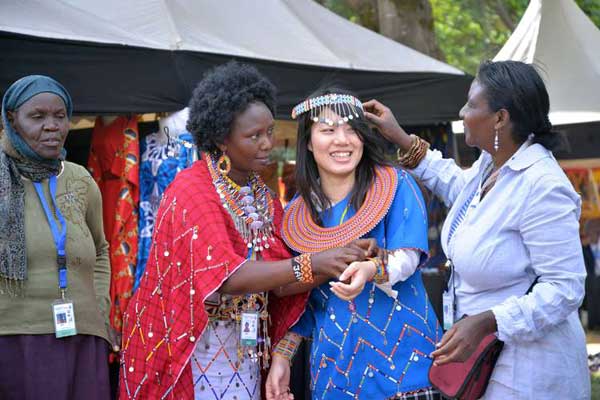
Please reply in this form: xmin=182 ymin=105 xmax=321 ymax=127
xmin=186 ymin=61 xmax=276 ymax=153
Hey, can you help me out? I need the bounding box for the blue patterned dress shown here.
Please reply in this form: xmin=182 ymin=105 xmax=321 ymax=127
xmin=135 ymin=132 xmax=196 ymax=290
xmin=288 ymin=169 xmax=442 ymax=399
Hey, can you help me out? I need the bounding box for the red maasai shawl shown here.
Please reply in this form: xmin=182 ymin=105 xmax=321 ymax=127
xmin=119 ymin=157 xmax=308 ymax=400
xmin=88 ymin=116 xmax=139 ymax=334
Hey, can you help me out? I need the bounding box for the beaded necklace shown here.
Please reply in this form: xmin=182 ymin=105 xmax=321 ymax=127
xmin=205 ymin=153 xmax=275 ymax=367
xmin=206 ymin=153 xmax=275 ymax=252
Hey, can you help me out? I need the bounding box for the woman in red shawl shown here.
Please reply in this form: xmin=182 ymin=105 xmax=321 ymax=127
xmin=119 ymin=62 xmax=372 ymax=400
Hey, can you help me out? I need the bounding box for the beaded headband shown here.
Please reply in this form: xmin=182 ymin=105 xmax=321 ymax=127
xmin=291 ymin=93 xmax=364 ymax=126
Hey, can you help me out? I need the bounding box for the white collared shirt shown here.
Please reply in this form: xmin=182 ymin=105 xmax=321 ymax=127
xmin=411 ymin=142 xmax=590 ymax=399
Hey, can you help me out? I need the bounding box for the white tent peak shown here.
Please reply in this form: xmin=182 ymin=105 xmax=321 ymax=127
xmin=0 ymin=0 xmax=464 ymax=75
xmin=494 ymin=0 xmax=600 ymax=125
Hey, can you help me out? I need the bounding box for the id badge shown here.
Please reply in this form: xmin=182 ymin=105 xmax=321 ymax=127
xmin=442 ymin=262 xmax=455 ymax=331
xmin=52 ymin=299 xmax=77 ymax=338
xmin=442 ymin=291 xmax=455 ymax=331
xmin=240 ymin=312 xmax=259 ymax=347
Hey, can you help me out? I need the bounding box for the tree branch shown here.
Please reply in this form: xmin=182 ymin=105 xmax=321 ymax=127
xmin=492 ymin=0 xmax=515 ymax=31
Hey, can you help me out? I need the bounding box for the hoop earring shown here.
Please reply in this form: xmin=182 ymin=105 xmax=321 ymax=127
xmin=493 ymin=129 xmax=499 ymax=152
xmin=217 ymin=153 xmax=231 ymax=176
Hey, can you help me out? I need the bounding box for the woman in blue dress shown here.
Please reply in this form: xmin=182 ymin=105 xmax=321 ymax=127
xmin=266 ymin=88 xmax=442 ymax=400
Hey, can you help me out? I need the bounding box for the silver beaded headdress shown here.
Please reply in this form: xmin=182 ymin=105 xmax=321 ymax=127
xmin=291 ymin=93 xmax=364 ymax=126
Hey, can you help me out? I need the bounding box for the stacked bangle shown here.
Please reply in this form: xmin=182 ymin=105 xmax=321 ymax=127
xmin=396 ymin=134 xmax=430 ymax=169
xmin=273 ymin=334 xmax=301 ymax=362
xmin=368 ymin=256 xmax=389 ymax=284
xmin=292 ymin=253 xmax=314 ymax=283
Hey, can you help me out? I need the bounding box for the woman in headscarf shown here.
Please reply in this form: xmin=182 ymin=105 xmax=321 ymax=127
xmin=0 ymin=75 xmax=111 ymax=400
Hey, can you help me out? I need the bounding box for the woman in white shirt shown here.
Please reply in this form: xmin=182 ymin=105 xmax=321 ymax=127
xmin=364 ymin=60 xmax=590 ymax=399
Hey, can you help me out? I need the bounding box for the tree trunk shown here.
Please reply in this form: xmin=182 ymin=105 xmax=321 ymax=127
xmin=376 ymin=0 xmax=444 ymax=60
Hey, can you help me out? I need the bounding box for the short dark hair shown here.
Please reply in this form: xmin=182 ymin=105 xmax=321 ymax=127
xmin=295 ymin=86 xmax=391 ymax=224
xmin=476 ymin=60 xmax=565 ymax=151
xmin=186 ymin=61 xmax=276 ymax=153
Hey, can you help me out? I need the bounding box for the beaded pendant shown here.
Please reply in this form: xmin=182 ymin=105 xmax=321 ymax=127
xmin=206 ymin=153 xmax=275 ymax=252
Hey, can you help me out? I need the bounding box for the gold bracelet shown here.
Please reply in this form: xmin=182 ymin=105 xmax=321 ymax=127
xmin=397 ymin=135 xmax=430 ymax=169
xmin=396 ymin=134 xmax=419 ymax=161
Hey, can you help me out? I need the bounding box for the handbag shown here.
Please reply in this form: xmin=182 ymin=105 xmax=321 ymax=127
xmin=429 ymin=275 xmax=538 ymax=400
xmin=428 ymin=330 xmax=503 ymax=400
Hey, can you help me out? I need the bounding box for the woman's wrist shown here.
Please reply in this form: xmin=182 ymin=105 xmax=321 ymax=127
xmin=272 ymin=333 xmax=302 ymax=363
xmin=394 ymin=126 xmax=413 ymax=150
xmin=476 ymin=310 xmax=498 ymax=335
xmin=396 ymin=135 xmax=430 ymax=169
xmin=367 ymin=257 xmax=389 ymax=284
xmin=364 ymin=260 xmax=377 ymax=281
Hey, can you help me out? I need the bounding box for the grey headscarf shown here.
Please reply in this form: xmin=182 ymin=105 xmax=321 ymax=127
xmin=0 ymin=75 xmax=72 ymax=294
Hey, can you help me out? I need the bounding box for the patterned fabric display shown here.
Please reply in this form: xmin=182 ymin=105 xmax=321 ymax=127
xmin=135 ymin=132 xmax=196 ymax=291
xmin=283 ymin=167 xmax=442 ymax=399
xmin=88 ymin=116 xmax=139 ymax=334
xmin=119 ymin=156 xmax=308 ymax=400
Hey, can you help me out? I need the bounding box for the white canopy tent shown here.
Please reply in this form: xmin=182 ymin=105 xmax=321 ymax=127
xmin=0 ymin=0 xmax=463 ymax=74
xmin=0 ymin=0 xmax=470 ymax=124
xmin=494 ymin=0 xmax=600 ymax=126
xmin=454 ymin=0 xmax=600 ymax=133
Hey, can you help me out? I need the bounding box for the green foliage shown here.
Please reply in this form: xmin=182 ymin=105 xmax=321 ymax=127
xmin=317 ymin=0 xmax=379 ymax=31
xmin=430 ymin=0 xmax=600 ymax=74
xmin=430 ymin=0 xmax=526 ymax=74
xmin=319 ymin=0 xmax=600 ymax=75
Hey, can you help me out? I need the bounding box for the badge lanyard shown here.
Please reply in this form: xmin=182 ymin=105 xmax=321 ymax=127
xmin=443 ymin=162 xmax=493 ymax=330
xmin=33 ymin=176 xmax=68 ymax=296
xmin=33 ymin=176 xmax=77 ymax=338
xmin=241 ymin=247 xmax=259 ymax=347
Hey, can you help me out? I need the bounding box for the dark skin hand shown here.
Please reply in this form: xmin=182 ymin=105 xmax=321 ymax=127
xmin=430 ymin=311 xmax=498 ymax=365
xmin=220 ymin=238 xmax=378 ymax=295
xmin=274 ymin=238 xmax=380 ymax=297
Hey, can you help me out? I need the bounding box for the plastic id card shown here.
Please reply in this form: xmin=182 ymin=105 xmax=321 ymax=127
xmin=442 ymin=262 xmax=456 ymax=330
xmin=52 ymin=299 xmax=77 ymax=338
xmin=442 ymin=290 xmax=455 ymax=331
xmin=240 ymin=312 xmax=259 ymax=347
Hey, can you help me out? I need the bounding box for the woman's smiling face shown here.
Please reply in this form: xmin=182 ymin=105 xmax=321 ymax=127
xmin=308 ymin=109 xmax=364 ymax=182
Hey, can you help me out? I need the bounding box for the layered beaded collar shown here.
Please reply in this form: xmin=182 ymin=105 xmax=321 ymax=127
xmin=282 ymin=166 xmax=397 ymax=253
xmin=205 ymin=152 xmax=275 ymax=252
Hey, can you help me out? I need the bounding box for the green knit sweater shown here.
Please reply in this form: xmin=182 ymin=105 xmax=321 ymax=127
xmin=0 ymin=161 xmax=110 ymax=342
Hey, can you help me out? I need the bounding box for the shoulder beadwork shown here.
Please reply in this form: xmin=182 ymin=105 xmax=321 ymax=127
xmin=282 ymin=166 xmax=397 ymax=253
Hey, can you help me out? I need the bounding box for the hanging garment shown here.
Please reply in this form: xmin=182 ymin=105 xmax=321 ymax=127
xmin=88 ymin=116 xmax=139 ymax=334
xmin=135 ymin=131 xmax=195 ymax=290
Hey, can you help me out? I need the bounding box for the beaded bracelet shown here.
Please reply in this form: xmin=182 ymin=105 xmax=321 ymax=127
xmin=396 ymin=134 xmax=430 ymax=169
xmin=368 ymin=256 xmax=389 ymax=284
xmin=272 ymin=334 xmax=301 ymax=362
xmin=292 ymin=253 xmax=314 ymax=283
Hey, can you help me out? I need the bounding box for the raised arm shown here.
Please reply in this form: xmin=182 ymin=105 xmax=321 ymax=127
xmin=363 ymin=99 xmax=478 ymax=206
